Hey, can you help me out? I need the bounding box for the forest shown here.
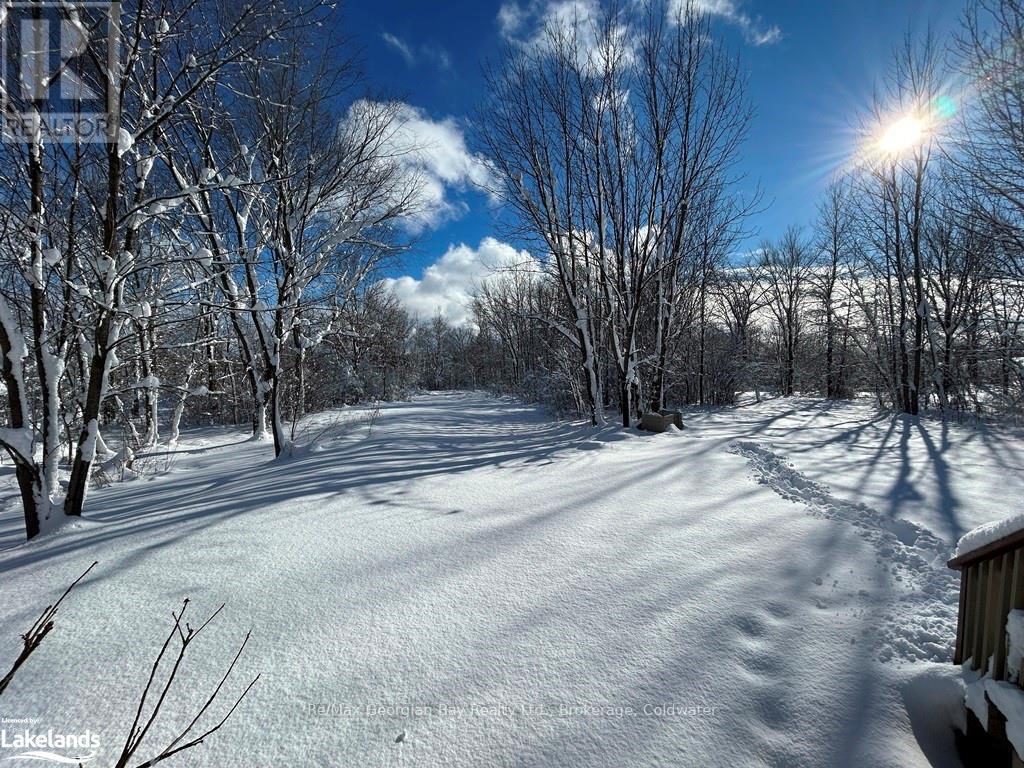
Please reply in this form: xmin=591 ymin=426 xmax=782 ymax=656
xmin=2 ymin=0 xmax=1022 ymax=541
xmin=2 ymin=2 xmax=1024 ymax=767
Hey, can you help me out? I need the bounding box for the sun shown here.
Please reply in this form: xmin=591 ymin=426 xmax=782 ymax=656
xmin=879 ymin=116 xmax=925 ymax=155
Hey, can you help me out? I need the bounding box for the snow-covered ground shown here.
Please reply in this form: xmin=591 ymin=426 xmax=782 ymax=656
xmin=1 ymin=392 xmax=1021 ymax=767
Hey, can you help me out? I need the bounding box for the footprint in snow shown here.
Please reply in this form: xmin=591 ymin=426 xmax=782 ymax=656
xmin=728 ymin=439 xmax=959 ymax=664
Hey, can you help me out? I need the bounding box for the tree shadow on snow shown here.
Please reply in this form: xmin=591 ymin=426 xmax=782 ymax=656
xmin=0 ymin=393 xmax=645 ymax=571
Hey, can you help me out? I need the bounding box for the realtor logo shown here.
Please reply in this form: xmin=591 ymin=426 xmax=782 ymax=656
xmin=0 ymin=1 xmax=121 ymax=143
xmin=0 ymin=727 xmax=100 ymax=764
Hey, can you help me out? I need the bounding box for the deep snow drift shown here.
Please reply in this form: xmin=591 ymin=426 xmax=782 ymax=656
xmin=1 ymin=392 xmax=1021 ymax=767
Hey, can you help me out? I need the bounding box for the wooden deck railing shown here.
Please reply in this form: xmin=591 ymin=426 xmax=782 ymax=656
xmin=949 ymin=533 xmax=1024 ymax=680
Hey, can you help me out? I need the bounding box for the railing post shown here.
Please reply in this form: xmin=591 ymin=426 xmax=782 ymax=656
xmin=955 ymin=565 xmax=970 ymax=665
xmin=972 ymin=560 xmax=988 ymax=668
xmin=984 ymin=559 xmax=1002 ymax=673
xmin=995 ymin=553 xmax=1013 ymax=680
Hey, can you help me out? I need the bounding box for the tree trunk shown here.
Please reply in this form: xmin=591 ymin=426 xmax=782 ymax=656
xmin=65 ymin=320 xmax=114 ymax=518
xmin=66 ymin=133 xmax=124 ymax=518
xmin=268 ymin=367 xmax=288 ymax=457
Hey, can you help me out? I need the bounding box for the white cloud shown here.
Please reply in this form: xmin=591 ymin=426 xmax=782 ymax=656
xmin=684 ymin=0 xmax=782 ymax=46
xmin=381 ymin=31 xmax=453 ymax=70
xmin=381 ymin=32 xmax=415 ymax=65
xmin=388 ymin=103 xmax=495 ymax=232
xmin=496 ymin=0 xmax=632 ymax=70
xmin=423 ymin=43 xmax=453 ymax=71
xmin=497 ymin=1 xmax=528 ymax=38
xmin=381 ymin=237 xmax=534 ymax=327
xmin=344 ymin=101 xmax=494 ymax=233
xmin=499 ymin=0 xmax=781 ymax=52
xmin=498 ymin=0 xmax=598 ymax=42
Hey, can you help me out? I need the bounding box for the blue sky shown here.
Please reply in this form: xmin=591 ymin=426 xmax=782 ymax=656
xmin=337 ymin=0 xmax=963 ymax=323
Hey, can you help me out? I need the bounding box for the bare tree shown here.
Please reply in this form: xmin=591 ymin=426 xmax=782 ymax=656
xmin=479 ymin=0 xmax=753 ymax=424
xmin=478 ymin=11 xmax=609 ymax=424
xmin=0 ymin=0 xmax=332 ymax=539
xmin=761 ymin=227 xmax=813 ymax=396
xmin=955 ymin=0 xmax=1024 ymax=274
xmin=853 ymin=34 xmax=943 ymax=414
xmin=812 ymin=181 xmax=856 ymax=399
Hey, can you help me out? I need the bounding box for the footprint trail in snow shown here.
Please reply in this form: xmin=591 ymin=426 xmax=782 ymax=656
xmin=729 ymin=440 xmax=959 ymax=664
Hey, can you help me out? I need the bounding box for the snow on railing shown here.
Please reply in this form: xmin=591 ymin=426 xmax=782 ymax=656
xmin=949 ymin=532 xmax=1024 ymax=676
xmin=956 ymin=513 xmax=1024 ymax=562
xmin=949 ymin=522 xmax=1024 ymax=762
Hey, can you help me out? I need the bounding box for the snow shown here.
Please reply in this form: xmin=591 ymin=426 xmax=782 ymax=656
xmin=193 ymin=247 xmax=213 ymax=267
xmin=137 ymin=154 xmax=155 ymax=183
xmin=97 ymin=446 xmax=136 ymax=481
xmin=1009 ymin=610 xmax=1024 ymax=684
xmin=964 ymin=666 xmax=989 ymax=725
xmin=968 ymin=654 xmax=1024 ymax=759
xmin=956 ymin=513 xmax=1024 ymax=559
xmin=0 ymin=426 xmax=33 ymax=463
xmin=0 ymin=393 xmax=1019 ymax=766
xmin=695 ymin=397 xmax=1024 ymax=544
xmin=728 ymin=438 xmax=958 ymax=664
xmin=78 ymin=419 xmax=99 ymax=463
xmin=117 ymin=128 xmax=134 ymax=158
xmin=985 ymin=680 xmax=1024 ymax=757
xmin=132 ymin=375 xmax=160 ymax=389
xmin=0 ymin=296 xmax=28 ymax=387
xmin=901 ymin=665 xmax=966 ymax=767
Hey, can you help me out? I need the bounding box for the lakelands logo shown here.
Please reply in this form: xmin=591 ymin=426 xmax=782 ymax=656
xmin=0 ymin=728 xmax=100 ymax=764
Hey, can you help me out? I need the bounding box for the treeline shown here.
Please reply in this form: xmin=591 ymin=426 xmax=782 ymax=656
xmin=0 ymin=0 xmax=430 ymax=539
xmin=169 ymin=291 xmax=496 ymax=428
xmin=459 ymin=0 xmax=1024 ymax=424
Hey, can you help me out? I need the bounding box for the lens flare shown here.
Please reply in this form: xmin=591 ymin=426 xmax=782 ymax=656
xmin=879 ymin=116 xmax=924 ymax=155
xmin=934 ymin=94 xmax=957 ymax=119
